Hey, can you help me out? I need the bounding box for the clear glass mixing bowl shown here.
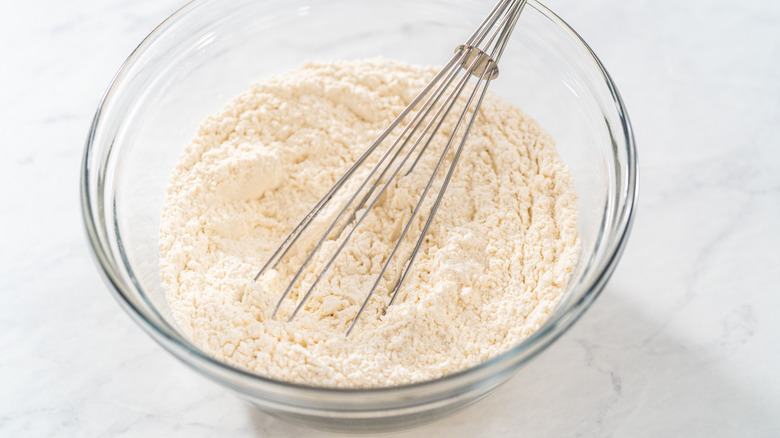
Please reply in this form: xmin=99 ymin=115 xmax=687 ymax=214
xmin=81 ymin=0 xmax=637 ymax=432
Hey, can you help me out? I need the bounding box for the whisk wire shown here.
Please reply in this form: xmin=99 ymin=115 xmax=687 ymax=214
xmin=270 ymin=52 xmax=472 ymax=319
xmin=333 ymin=60 xmax=465 ymax=239
xmin=286 ymin=49 xmax=487 ymax=322
xmin=386 ymin=68 xmax=496 ymax=312
xmin=257 ymin=0 xmax=527 ymax=331
xmin=255 ymin=54 xmax=463 ymax=283
xmin=348 ymin=64 xmax=496 ymax=335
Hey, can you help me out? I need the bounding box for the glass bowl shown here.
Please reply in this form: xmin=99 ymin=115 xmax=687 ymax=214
xmin=81 ymin=0 xmax=637 ymax=433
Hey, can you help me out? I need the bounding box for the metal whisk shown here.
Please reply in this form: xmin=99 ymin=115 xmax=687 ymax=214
xmin=255 ymin=0 xmax=527 ymax=334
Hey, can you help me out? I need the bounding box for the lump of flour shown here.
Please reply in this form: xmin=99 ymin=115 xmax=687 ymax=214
xmin=159 ymin=58 xmax=579 ymax=388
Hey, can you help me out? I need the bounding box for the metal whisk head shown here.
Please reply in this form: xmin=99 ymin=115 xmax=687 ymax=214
xmin=255 ymin=0 xmax=527 ymax=334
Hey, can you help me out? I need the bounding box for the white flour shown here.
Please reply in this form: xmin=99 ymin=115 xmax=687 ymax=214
xmin=159 ymin=59 xmax=579 ymax=387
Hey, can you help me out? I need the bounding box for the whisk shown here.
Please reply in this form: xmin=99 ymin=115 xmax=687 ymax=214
xmin=255 ymin=0 xmax=527 ymax=334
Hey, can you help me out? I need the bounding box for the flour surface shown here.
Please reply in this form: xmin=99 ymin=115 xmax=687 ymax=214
xmin=159 ymin=59 xmax=579 ymax=387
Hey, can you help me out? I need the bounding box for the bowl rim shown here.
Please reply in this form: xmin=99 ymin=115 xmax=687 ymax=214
xmin=80 ymin=0 xmax=638 ymax=399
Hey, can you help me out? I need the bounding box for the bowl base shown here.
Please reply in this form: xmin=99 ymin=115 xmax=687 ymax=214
xmin=244 ymin=392 xmax=491 ymax=434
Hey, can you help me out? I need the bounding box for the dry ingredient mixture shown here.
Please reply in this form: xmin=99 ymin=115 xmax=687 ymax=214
xmin=159 ymin=58 xmax=579 ymax=388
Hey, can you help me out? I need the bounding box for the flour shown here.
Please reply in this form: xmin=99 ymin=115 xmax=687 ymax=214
xmin=159 ymin=58 xmax=579 ymax=388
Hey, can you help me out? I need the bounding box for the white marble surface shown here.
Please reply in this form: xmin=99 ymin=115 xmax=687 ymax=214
xmin=2 ymin=0 xmax=779 ymax=436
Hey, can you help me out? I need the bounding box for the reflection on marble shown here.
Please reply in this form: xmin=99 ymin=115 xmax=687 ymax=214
xmin=1 ymin=0 xmax=778 ymax=436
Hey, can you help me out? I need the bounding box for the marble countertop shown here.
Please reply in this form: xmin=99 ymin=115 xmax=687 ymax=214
xmin=2 ymin=0 xmax=779 ymax=436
